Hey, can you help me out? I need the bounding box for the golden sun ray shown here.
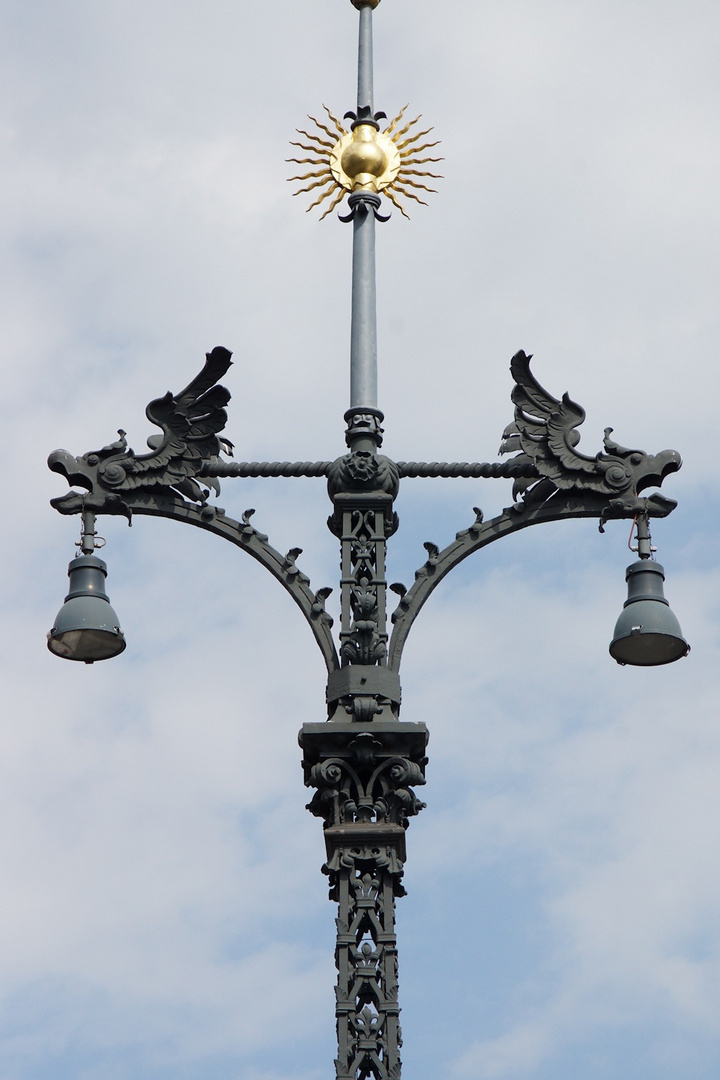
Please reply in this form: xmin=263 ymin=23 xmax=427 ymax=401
xmin=307 ymin=113 xmax=341 ymax=142
xmin=287 ymin=169 xmax=333 ymax=182
xmin=403 ymin=140 xmax=441 ymax=154
xmin=294 ymin=130 xmax=333 ymax=146
xmin=392 ymin=114 xmax=423 ymax=142
xmin=401 ymin=168 xmax=443 ymax=179
xmin=319 ymin=187 xmax=347 ymax=220
xmin=322 ymin=105 xmax=347 ymax=135
xmin=288 ymin=104 xmax=443 ymax=218
xmin=292 ymin=175 xmax=335 ymax=196
xmin=306 ymin=185 xmax=341 ymax=212
xmin=383 ymin=104 xmax=409 ymax=137
xmin=384 ymin=188 xmax=411 ymax=219
xmin=287 ymin=166 xmax=332 ymax=178
xmin=393 ymin=185 xmax=428 ymax=205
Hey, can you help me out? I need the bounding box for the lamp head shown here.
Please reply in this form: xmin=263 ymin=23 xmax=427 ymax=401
xmin=609 ymin=559 xmax=689 ymax=667
xmin=48 ymin=554 xmax=126 ymax=664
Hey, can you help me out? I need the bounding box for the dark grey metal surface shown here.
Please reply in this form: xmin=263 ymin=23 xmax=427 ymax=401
xmin=349 ymin=4 xmax=380 ymax=410
xmin=301 ymin=717 xmax=427 ymax=1079
xmin=356 ymin=4 xmax=375 ymax=119
xmin=201 ymin=458 xmax=538 ymax=479
xmin=350 ymin=201 xmax=379 ymax=408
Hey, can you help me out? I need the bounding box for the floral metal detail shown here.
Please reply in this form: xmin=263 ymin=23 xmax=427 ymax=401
xmin=305 ymin=733 xmax=426 ymax=828
xmin=301 ymin=720 xmax=427 ymax=1080
xmin=338 ymin=509 xmax=390 ymax=667
xmin=329 ymin=855 xmax=403 ymax=1080
xmin=328 ymin=453 xmax=400 ymax=500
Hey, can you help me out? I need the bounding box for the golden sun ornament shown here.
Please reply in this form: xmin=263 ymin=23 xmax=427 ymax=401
xmin=287 ymin=105 xmax=443 ymax=219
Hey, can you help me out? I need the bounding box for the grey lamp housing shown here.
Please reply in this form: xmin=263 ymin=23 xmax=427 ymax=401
xmin=48 ymin=553 xmax=126 ymax=664
xmin=609 ymin=559 xmax=689 ymax=667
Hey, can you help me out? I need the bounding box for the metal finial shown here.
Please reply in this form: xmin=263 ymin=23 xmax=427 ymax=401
xmin=287 ymin=106 xmax=442 ymax=219
xmin=288 ymin=0 xmax=442 ymax=221
xmin=356 ymin=0 xmax=375 ymax=117
xmin=285 ymin=0 xmax=442 ymax=419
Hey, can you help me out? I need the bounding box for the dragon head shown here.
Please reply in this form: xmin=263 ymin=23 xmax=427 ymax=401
xmin=600 ymin=428 xmax=682 ymax=495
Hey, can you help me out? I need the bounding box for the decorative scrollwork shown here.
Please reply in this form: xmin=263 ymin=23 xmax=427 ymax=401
xmin=339 ymin=190 xmax=392 ymax=224
xmin=339 ymin=509 xmax=390 ymax=666
xmin=329 ymin=855 xmax=403 ymax=1080
xmin=236 ymin=508 xmax=268 ymax=543
xmin=413 ymin=540 xmax=440 ymax=582
xmin=306 ymin=740 xmax=426 ymax=828
xmin=283 ymin=547 xmax=311 ymax=585
xmin=301 ymin=717 xmax=427 ymax=1080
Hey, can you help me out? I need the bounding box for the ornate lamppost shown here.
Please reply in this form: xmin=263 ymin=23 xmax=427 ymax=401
xmin=46 ymin=2 xmax=689 ymax=1077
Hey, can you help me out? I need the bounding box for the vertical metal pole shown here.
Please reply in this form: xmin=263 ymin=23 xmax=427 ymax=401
xmin=305 ymin=10 xmax=428 ymax=1078
xmin=350 ymin=3 xmax=378 ymax=411
xmin=635 ymin=512 xmax=653 ymax=559
xmin=350 ymin=211 xmax=378 ymax=409
xmin=80 ymin=509 xmax=96 ymax=554
xmin=356 ymin=4 xmax=374 ymax=116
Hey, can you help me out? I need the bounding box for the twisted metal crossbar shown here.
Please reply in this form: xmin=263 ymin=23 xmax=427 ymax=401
xmin=200 ymin=459 xmax=539 ymax=479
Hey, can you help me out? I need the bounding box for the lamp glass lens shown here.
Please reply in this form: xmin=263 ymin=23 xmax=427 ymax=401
xmin=48 ymin=627 xmax=126 ymax=662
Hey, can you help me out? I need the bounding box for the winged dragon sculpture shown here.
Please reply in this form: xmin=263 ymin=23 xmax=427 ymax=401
xmin=499 ymin=351 xmax=681 ymax=522
xmin=49 ymin=346 xmax=235 ymax=517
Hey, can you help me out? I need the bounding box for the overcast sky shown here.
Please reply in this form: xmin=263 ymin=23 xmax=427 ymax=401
xmin=2 ymin=2 xmax=720 ymax=1079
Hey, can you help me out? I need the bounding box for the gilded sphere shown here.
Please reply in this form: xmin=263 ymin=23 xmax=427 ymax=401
xmin=341 ymin=128 xmax=388 ymax=181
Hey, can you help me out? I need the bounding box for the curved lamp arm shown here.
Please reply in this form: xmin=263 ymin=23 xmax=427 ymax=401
xmin=50 ymin=491 xmax=339 ymax=675
xmin=47 ymin=347 xmax=339 ymax=674
xmin=388 ymin=491 xmax=677 ymax=673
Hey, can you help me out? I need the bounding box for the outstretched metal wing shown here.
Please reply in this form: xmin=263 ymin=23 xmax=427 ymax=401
xmin=499 ymin=350 xmax=681 ymax=509
xmin=49 ymin=346 xmax=234 ymax=512
xmin=121 ymin=347 xmax=234 ymax=499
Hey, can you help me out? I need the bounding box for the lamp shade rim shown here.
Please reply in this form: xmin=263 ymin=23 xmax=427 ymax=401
xmin=609 ymin=630 xmax=690 ymax=666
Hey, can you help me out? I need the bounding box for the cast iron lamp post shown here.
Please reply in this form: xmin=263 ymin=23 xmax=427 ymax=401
xmin=46 ymin=2 xmax=689 ymax=1077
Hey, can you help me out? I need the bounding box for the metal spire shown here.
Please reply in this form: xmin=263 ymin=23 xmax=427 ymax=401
xmin=355 ymin=0 xmax=377 ymax=118
xmin=287 ymin=0 xmax=442 ymax=439
xmin=349 ymin=0 xmax=381 ymax=413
